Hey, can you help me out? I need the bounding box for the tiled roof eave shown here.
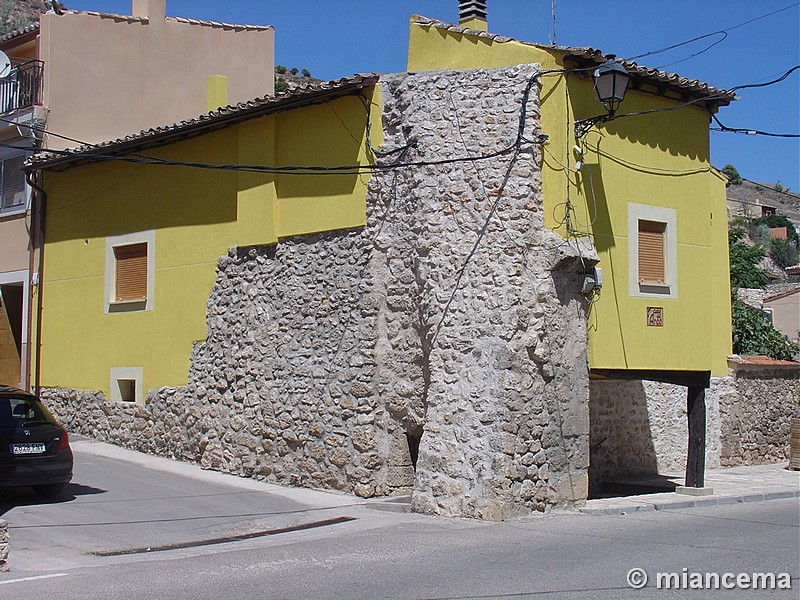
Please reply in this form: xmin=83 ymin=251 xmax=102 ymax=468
xmin=71 ymin=10 xmax=272 ymax=31
xmin=0 ymin=23 xmax=39 ymax=44
xmin=410 ymin=15 xmax=735 ymax=103
xmin=27 ymin=74 xmax=379 ymax=171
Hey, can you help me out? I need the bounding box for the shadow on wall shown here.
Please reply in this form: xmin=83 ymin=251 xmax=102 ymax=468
xmin=589 ymin=379 xmax=659 ymax=497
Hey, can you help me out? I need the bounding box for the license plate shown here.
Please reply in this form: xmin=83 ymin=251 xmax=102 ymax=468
xmin=11 ymin=443 xmax=47 ymax=455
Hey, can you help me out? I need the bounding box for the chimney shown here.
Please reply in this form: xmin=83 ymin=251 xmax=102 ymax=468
xmin=206 ymin=75 xmax=229 ymax=112
xmin=132 ymin=0 xmax=166 ymax=21
xmin=459 ymin=0 xmax=488 ymax=32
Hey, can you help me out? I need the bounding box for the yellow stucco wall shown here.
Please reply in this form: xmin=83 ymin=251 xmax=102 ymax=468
xmin=408 ymin=19 xmax=732 ymax=376
xmin=36 ymin=90 xmax=380 ymax=398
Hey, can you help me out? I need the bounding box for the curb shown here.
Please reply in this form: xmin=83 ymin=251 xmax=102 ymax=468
xmin=579 ymin=490 xmax=800 ymax=516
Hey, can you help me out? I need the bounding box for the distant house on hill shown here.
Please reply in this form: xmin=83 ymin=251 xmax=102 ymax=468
xmin=726 ymin=180 xmax=800 ymax=226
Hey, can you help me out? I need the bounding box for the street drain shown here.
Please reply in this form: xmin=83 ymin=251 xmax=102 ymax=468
xmin=88 ymin=515 xmax=356 ymax=556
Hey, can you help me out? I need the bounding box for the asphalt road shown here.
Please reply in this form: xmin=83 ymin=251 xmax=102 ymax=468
xmin=1 ymin=441 xmax=798 ymax=599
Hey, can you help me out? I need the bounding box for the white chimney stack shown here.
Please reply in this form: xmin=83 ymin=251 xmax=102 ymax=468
xmin=132 ymin=0 xmax=166 ymax=21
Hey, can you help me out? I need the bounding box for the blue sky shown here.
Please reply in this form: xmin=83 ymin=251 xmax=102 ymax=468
xmin=66 ymin=1 xmax=800 ymax=190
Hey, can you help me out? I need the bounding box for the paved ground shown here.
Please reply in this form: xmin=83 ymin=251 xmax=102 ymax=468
xmin=1 ymin=437 xmax=798 ymax=578
xmin=1 ymin=438 xmax=375 ymax=571
xmin=582 ymin=463 xmax=800 ymax=515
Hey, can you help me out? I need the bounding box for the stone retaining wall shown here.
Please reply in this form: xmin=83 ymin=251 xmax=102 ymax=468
xmin=0 ymin=519 xmax=8 ymax=572
xmin=589 ymin=357 xmax=799 ymax=491
xmin=720 ymin=357 xmax=800 ymax=466
xmin=589 ymin=379 xmax=725 ymax=493
xmin=42 ymin=65 xmax=598 ymax=520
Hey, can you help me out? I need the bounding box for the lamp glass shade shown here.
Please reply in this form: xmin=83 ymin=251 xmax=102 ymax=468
xmin=593 ymin=60 xmax=630 ymax=113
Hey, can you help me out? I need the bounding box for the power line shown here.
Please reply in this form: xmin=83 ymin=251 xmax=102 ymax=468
xmin=629 ymin=2 xmax=799 ymax=62
xmin=730 ymin=65 xmax=799 ymax=91
xmin=27 ymin=70 xmax=572 ymax=177
xmin=711 ymin=114 xmax=799 ymax=138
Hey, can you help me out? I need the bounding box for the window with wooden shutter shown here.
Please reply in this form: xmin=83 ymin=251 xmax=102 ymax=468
xmin=114 ymin=243 xmax=147 ymax=302
xmin=0 ymin=155 xmax=26 ymax=211
xmin=638 ymin=220 xmax=666 ymax=284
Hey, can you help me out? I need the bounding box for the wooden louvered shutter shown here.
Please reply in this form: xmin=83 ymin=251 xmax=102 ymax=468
xmin=638 ymin=220 xmax=665 ymax=284
xmin=114 ymin=243 xmax=147 ymax=301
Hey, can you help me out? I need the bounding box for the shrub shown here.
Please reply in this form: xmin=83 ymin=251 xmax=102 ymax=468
xmin=769 ymin=238 xmax=799 ymax=268
xmin=732 ymin=300 xmax=799 ymax=360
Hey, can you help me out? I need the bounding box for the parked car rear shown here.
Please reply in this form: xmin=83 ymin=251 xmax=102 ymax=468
xmin=0 ymin=386 xmax=73 ymax=498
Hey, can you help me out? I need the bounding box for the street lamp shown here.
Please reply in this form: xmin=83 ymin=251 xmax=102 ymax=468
xmin=575 ymin=57 xmax=631 ymax=138
xmin=593 ymin=59 xmax=630 ymax=114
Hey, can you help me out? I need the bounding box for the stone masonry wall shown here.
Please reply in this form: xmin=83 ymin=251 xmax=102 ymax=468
xmin=0 ymin=519 xmax=8 ymax=572
xmin=374 ymin=68 xmax=594 ymax=519
xmin=720 ymin=359 xmax=800 ymax=466
xmin=589 ymin=358 xmax=799 ymax=491
xmin=589 ymin=379 xmax=726 ymax=493
xmin=42 ymin=65 xmax=597 ymax=519
xmin=44 ymin=230 xmax=384 ymax=497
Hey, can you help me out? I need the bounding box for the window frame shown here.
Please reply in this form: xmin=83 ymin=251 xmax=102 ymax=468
xmin=0 ymin=151 xmax=30 ymax=215
xmin=104 ymin=230 xmax=155 ymax=313
xmin=628 ymin=203 xmax=677 ymax=299
xmin=109 ymin=366 xmax=143 ymax=404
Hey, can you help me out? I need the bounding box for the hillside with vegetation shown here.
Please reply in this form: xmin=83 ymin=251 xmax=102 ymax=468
xmin=0 ymin=0 xmax=48 ymax=36
xmin=274 ymin=65 xmax=321 ymax=93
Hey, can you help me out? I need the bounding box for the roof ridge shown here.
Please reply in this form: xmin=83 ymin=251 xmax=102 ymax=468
xmin=409 ymin=14 xmax=734 ymax=101
xmin=69 ymin=9 xmax=273 ymax=30
xmin=27 ymin=73 xmax=379 ymax=169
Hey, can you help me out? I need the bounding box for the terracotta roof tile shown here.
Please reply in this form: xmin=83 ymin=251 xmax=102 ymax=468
xmin=27 ymin=74 xmax=379 ymax=170
xmin=410 ymin=15 xmax=735 ymax=103
xmin=1 ymin=9 xmax=272 ymax=43
xmin=0 ymin=22 xmax=39 ymax=43
xmin=728 ymin=354 xmax=799 ymax=367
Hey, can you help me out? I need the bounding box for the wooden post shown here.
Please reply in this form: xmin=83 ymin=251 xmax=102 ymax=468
xmin=685 ymin=386 xmax=706 ymax=487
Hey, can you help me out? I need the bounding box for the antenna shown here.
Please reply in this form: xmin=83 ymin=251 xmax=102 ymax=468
xmin=551 ymin=0 xmax=557 ymax=45
xmin=0 ymin=51 xmax=11 ymax=78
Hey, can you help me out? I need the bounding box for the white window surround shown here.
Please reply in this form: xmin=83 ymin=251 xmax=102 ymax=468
xmin=104 ymin=230 xmax=155 ymax=313
xmin=109 ymin=366 xmax=144 ymax=404
xmin=628 ymin=203 xmax=677 ymax=300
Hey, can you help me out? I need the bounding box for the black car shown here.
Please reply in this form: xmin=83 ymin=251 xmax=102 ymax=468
xmin=0 ymin=386 xmax=73 ymax=498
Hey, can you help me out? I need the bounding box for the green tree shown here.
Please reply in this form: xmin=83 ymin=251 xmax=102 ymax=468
xmin=274 ymin=78 xmax=289 ymax=93
xmin=753 ymin=214 xmax=799 ymax=245
xmin=729 ymin=227 xmax=768 ymax=289
xmin=721 ymin=164 xmax=742 ymax=185
xmin=732 ymin=300 xmax=799 ymax=360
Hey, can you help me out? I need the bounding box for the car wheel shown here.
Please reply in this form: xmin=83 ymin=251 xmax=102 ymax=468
xmin=32 ymin=483 xmax=65 ymax=499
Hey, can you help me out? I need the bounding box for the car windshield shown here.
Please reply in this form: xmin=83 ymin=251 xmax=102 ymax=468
xmin=0 ymin=396 xmax=56 ymax=427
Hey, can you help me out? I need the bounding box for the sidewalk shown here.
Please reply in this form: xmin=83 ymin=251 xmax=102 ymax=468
xmin=581 ymin=463 xmax=800 ymax=515
xmin=72 ymin=437 xmax=799 ymax=518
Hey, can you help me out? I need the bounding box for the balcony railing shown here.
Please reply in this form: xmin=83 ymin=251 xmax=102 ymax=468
xmin=0 ymin=60 xmax=44 ymax=117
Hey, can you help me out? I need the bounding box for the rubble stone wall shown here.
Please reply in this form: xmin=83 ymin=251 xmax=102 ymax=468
xmin=42 ymin=65 xmax=596 ymax=520
xmin=376 ymin=68 xmax=594 ymax=519
xmin=590 ymin=359 xmax=799 ymax=491
xmin=0 ymin=519 xmax=8 ymax=572
xmin=720 ymin=361 xmax=800 ymax=466
xmin=589 ymin=379 xmax=724 ymax=493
